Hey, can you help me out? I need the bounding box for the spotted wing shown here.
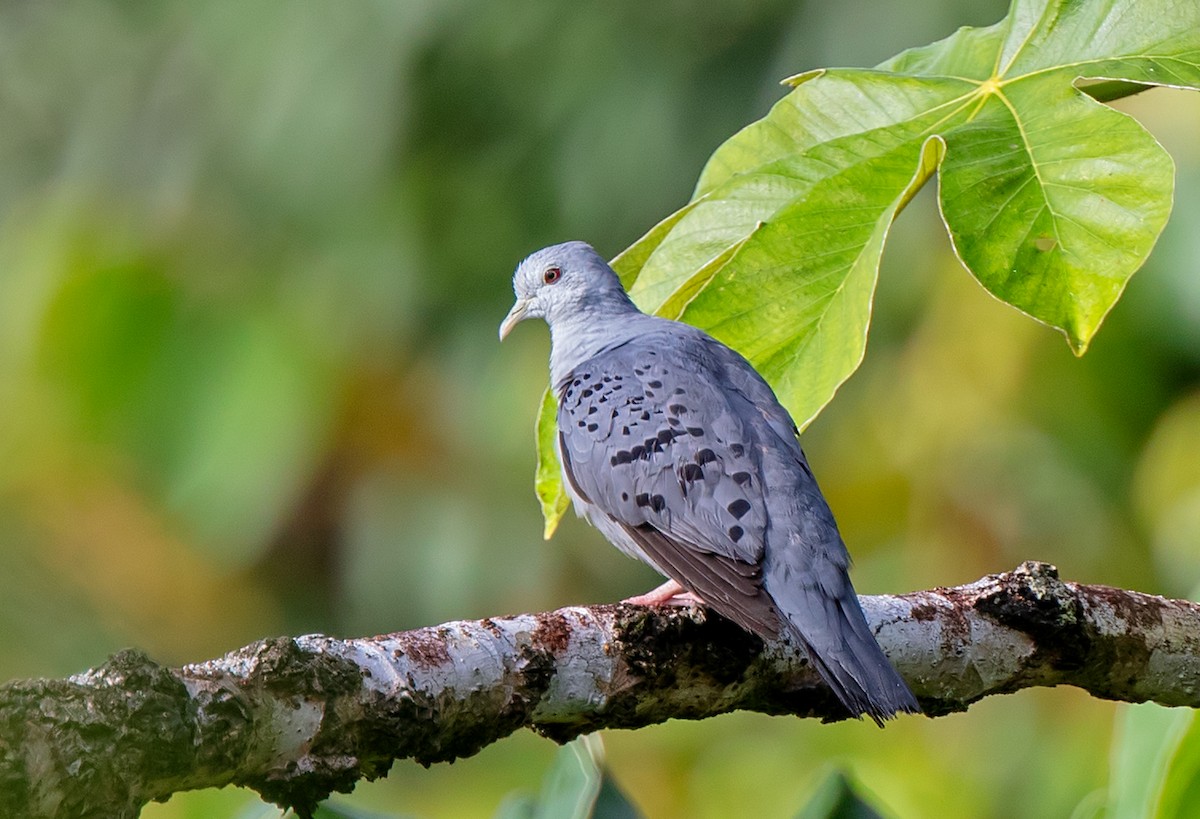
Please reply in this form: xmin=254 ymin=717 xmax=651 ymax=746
xmin=557 ymin=331 xmax=785 ymax=638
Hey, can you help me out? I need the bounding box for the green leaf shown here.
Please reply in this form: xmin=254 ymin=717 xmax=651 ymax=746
xmin=638 ymin=0 xmax=1196 ymax=390
xmin=794 ymin=769 xmax=884 ymax=819
xmin=1106 ymin=702 xmax=1193 ymax=819
xmin=591 ymin=775 xmax=642 ymax=819
xmin=1158 ymin=712 xmax=1200 ymax=818
xmin=610 ymin=202 xmax=697 ymax=291
xmin=536 ymin=386 xmax=570 ymax=539
xmin=669 ymin=136 xmax=942 ymax=429
xmin=532 ymin=0 xmax=1200 ymax=530
xmin=896 ymin=0 xmax=1199 ymax=351
xmin=496 ymin=736 xmax=640 ymax=819
xmin=533 ymin=736 xmax=603 ymax=819
xmin=624 ymin=74 xmax=958 ymax=429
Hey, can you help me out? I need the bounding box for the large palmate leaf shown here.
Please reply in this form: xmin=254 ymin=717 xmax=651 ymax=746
xmin=535 ymin=0 xmax=1200 ymax=535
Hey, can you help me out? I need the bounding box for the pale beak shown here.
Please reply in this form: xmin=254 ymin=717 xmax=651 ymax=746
xmin=499 ymin=297 xmax=532 ymax=341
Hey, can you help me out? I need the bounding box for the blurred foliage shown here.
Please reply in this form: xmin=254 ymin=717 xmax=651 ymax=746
xmin=1106 ymin=702 xmax=1200 ymax=819
xmin=0 ymin=1 xmax=1196 ymax=817
xmin=496 ymin=736 xmax=640 ymax=819
xmin=795 ymin=769 xmax=883 ymax=819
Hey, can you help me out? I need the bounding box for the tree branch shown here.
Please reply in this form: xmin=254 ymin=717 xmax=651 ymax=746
xmin=2 ymin=561 xmax=1197 ymax=817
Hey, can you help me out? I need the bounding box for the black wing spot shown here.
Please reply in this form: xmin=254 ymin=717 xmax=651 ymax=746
xmin=648 ymin=380 xmax=662 ymax=389
xmin=641 ymin=411 xmax=651 ymax=421
xmin=635 ymin=493 xmax=650 ymax=508
xmin=680 ymin=463 xmax=703 ymax=482
xmin=687 ymin=427 xmax=704 ymax=437
xmin=621 ymin=492 xmax=628 ymax=501
xmin=586 ymin=423 xmax=598 ymax=432
xmin=673 ymin=387 xmax=686 ymax=395
xmin=634 ymin=368 xmax=645 ymax=376
xmin=588 ymin=406 xmax=597 ymax=415
xmin=727 ymin=499 xmax=752 ymax=519
xmin=612 ymin=450 xmax=632 ymax=466
xmin=581 ymin=388 xmax=593 ymax=398
xmin=668 ymin=404 xmax=687 ymax=415
xmin=629 ymin=445 xmax=645 ymax=460
xmin=577 ymin=420 xmax=586 ymax=428
xmin=695 ymin=448 xmax=717 ymax=465
xmin=621 ymin=426 xmax=631 ymax=435
xmin=729 ymin=525 xmax=744 ymax=542
xmin=645 ymin=390 xmax=655 ymax=398
xmin=732 ymin=471 xmax=752 ymax=486
xmin=656 ymin=429 xmax=677 ymax=444
xmin=730 ymin=443 xmax=745 ymax=457
xmin=650 ymin=494 xmax=666 ymax=512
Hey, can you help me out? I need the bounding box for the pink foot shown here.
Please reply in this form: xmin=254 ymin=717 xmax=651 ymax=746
xmin=623 ymin=579 xmax=705 ymax=607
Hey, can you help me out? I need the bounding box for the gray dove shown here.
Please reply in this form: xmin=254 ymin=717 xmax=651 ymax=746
xmin=500 ymin=241 xmax=920 ymax=724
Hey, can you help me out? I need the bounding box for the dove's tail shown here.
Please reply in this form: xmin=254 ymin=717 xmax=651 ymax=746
xmin=770 ymin=563 xmax=921 ymax=726
xmin=795 ymin=601 xmax=921 ymax=727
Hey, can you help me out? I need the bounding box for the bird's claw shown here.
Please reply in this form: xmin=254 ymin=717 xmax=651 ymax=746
xmin=623 ymin=579 xmax=704 ymax=608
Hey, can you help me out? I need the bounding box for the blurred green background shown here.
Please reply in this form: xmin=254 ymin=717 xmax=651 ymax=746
xmin=1 ymin=1 xmax=1198 ymax=817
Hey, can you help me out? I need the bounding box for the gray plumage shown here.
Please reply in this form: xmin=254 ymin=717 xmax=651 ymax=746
xmin=500 ymin=241 xmax=920 ymax=724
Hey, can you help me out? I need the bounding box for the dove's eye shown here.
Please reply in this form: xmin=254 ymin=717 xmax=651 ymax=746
xmin=543 ymin=266 xmax=562 ymax=285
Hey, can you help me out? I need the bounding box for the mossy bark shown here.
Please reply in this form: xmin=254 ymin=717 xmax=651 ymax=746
xmin=1 ymin=562 xmax=1197 ymax=817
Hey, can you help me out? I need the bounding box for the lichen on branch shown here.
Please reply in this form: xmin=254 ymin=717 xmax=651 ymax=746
xmin=0 ymin=562 xmax=1197 ymax=818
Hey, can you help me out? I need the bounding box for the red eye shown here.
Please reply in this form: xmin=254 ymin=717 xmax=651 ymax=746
xmin=543 ymin=266 xmax=562 ymax=285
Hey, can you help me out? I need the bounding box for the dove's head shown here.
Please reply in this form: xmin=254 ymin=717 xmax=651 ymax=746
xmin=499 ymin=241 xmax=635 ymax=340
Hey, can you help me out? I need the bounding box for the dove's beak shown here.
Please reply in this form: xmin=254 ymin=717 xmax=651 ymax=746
xmin=499 ymin=297 xmax=531 ymax=341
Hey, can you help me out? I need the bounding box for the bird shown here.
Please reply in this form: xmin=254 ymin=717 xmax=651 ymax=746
xmin=499 ymin=240 xmax=920 ymax=724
